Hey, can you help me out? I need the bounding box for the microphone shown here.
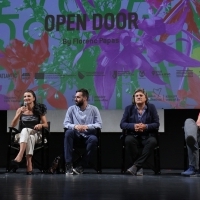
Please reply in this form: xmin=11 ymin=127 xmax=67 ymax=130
xmin=22 ymin=102 xmax=27 ymax=126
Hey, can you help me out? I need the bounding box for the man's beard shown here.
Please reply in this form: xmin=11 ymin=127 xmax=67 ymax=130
xmin=76 ymin=100 xmax=84 ymax=107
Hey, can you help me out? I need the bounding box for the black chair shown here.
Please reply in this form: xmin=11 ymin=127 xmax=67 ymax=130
xmin=6 ymin=121 xmax=50 ymax=173
xmin=121 ymin=129 xmax=160 ymax=174
xmin=63 ymin=128 xmax=102 ymax=173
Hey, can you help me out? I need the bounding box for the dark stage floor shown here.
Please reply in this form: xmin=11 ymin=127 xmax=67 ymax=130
xmin=0 ymin=169 xmax=200 ymax=200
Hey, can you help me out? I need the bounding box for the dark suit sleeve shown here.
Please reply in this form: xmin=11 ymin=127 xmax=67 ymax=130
xmin=120 ymin=106 xmax=135 ymax=130
xmin=147 ymin=104 xmax=160 ymax=131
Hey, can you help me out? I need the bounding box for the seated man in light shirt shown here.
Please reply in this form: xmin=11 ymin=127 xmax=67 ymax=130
xmin=63 ymin=88 xmax=102 ymax=175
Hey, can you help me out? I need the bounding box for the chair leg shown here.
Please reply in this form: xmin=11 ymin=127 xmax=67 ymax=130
xmin=46 ymin=146 xmax=49 ymax=172
xmin=6 ymin=146 xmax=11 ymax=172
xmin=41 ymin=146 xmax=44 ymax=172
xmin=153 ymin=148 xmax=158 ymax=174
xmin=121 ymin=145 xmax=126 ymax=173
xmin=97 ymin=145 xmax=102 ymax=174
xmin=32 ymin=146 xmax=49 ymax=173
xmin=157 ymin=148 xmax=161 ymax=174
xmin=6 ymin=132 xmax=12 ymax=172
xmin=154 ymin=147 xmax=161 ymax=175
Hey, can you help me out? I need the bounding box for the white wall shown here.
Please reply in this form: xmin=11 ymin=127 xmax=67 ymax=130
xmin=7 ymin=109 xmax=164 ymax=132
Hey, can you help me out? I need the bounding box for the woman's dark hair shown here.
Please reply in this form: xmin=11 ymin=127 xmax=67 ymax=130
xmin=132 ymin=88 xmax=149 ymax=104
xmin=76 ymin=88 xmax=89 ymax=100
xmin=23 ymin=89 xmax=47 ymax=116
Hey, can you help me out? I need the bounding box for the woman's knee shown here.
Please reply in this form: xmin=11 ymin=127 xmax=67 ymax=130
xmin=19 ymin=128 xmax=30 ymax=142
xmin=21 ymin=128 xmax=29 ymax=136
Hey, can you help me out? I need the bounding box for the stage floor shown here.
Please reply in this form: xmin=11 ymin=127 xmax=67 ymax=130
xmin=0 ymin=169 xmax=199 ymax=200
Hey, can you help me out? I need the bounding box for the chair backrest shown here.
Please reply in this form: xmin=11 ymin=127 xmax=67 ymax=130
xmin=18 ymin=121 xmax=23 ymax=132
xmin=95 ymin=128 xmax=101 ymax=141
xmin=41 ymin=121 xmax=50 ymax=144
xmin=44 ymin=121 xmax=50 ymax=133
xmin=47 ymin=121 xmax=50 ymax=131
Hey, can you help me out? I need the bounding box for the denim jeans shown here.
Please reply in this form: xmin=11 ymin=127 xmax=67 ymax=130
xmin=64 ymin=129 xmax=98 ymax=166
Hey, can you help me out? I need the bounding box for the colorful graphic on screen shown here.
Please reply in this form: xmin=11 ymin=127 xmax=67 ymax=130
xmin=0 ymin=0 xmax=200 ymax=110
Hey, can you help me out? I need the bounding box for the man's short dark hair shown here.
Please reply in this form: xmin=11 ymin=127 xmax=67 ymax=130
xmin=76 ymin=88 xmax=89 ymax=100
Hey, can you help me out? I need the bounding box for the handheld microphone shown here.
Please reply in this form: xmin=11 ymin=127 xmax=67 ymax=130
xmin=22 ymin=102 xmax=27 ymax=126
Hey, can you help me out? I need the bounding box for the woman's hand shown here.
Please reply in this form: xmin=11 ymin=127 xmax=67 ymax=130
xmin=20 ymin=105 xmax=27 ymax=114
xmin=34 ymin=124 xmax=43 ymax=130
xmin=10 ymin=106 xmax=27 ymax=127
xmin=15 ymin=106 xmax=26 ymax=116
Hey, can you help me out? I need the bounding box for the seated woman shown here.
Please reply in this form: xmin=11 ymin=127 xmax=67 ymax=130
xmin=10 ymin=89 xmax=48 ymax=175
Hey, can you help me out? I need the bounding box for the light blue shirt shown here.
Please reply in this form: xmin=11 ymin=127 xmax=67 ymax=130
xmin=63 ymin=104 xmax=102 ymax=130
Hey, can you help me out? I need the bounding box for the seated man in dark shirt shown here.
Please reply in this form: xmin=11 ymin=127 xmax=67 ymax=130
xmin=120 ymin=88 xmax=160 ymax=175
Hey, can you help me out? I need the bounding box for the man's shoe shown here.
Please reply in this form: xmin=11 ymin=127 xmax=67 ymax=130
xmin=136 ymin=168 xmax=143 ymax=176
xmin=73 ymin=166 xmax=84 ymax=175
xmin=66 ymin=163 xmax=73 ymax=175
xmin=181 ymin=166 xmax=196 ymax=176
xmin=127 ymin=165 xmax=137 ymax=176
xmin=190 ymin=169 xmax=200 ymax=177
